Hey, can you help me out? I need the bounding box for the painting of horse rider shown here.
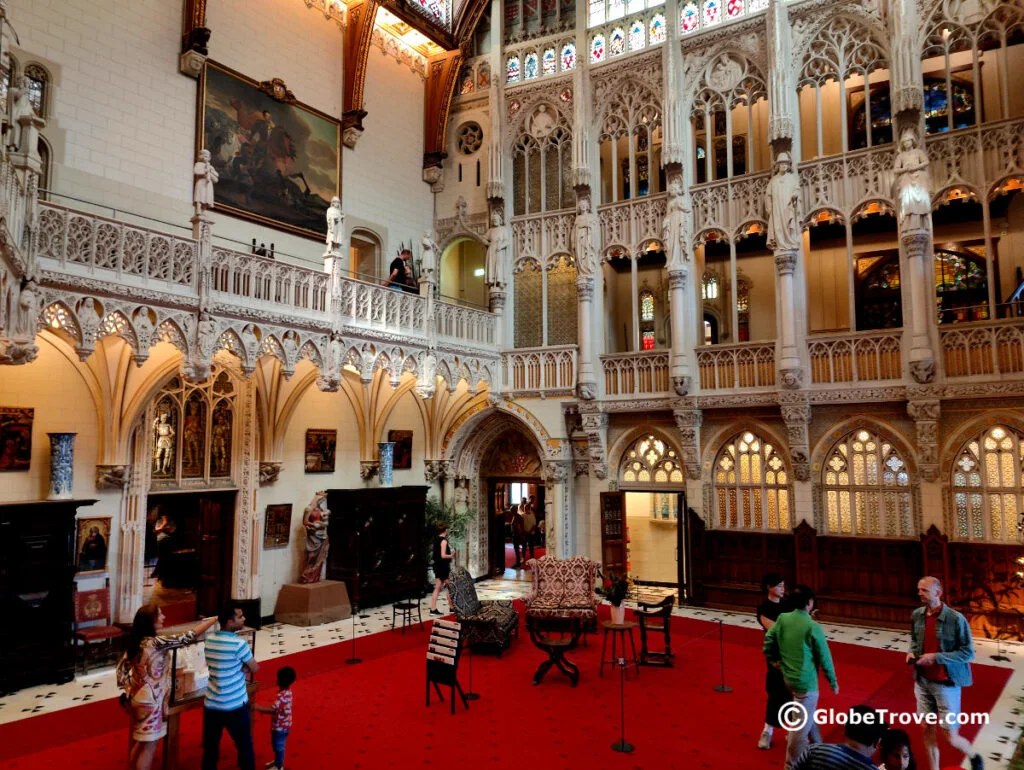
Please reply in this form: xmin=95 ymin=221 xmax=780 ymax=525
xmin=198 ymin=62 xmax=341 ymax=239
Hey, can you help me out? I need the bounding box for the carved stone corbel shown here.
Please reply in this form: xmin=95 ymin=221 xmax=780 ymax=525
xmin=96 ymin=464 xmax=131 ymax=489
xmin=908 ymin=399 xmax=940 ymax=482
xmin=673 ymin=406 xmax=702 ymax=480
xmin=258 ymin=461 xmax=282 ymax=486
xmin=359 ymin=460 xmax=379 ymax=480
xmin=780 ymin=395 xmax=811 ymax=482
xmin=424 ymin=459 xmax=451 ymax=484
xmin=579 ymin=407 xmax=608 ymax=478
xmin=543 ymin=461 xmax=570 ymax=485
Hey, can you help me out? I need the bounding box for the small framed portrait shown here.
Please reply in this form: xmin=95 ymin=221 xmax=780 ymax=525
xmin=388 ymin=430 xmax=413 ymax=470
xmin=0 ymin=407 xmax=33 ymax=471
xmin=263 ymin=504 xmax=292 ymax=549
xmin=305 ymin=429 xmax=337 ymax=473
xmin=76 ymin=516 xmax=112 ymax=573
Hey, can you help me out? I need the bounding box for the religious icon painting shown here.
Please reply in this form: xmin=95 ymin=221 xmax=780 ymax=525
xmin=264 ymin=504 xmax=293 ymax=549
xmin=76 ymin=516 xmax=112 ymax=573
xmin=305 ymin=429 xmax=337 ymax=473
xmin=198 ymin=62 xmax=341 ymax=239
xmin=0 ymin=407 xmax=33 ymax=471
xmin=210 ymin=400 xmax=233 ymax=478
xmin=388 ymin=430 xmax=413 ymax=470
xmin=181 ymin=392 xmax=206 ymax=479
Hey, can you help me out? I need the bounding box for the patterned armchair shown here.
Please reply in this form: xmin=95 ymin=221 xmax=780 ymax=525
xmin=446 ymin=566 xmax=519 ymax=655
xmin=524 ymin=556 xmax=600 ymax=634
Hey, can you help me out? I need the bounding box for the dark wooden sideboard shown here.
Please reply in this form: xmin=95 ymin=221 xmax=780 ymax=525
xmin=0 ymin=499 xmax=97 ymax=694
xmin=325 ymin=486 xmax=428 ymax=609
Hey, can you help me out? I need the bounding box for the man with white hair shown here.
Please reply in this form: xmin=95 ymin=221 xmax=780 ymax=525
xmin=907 ymin=575 xmax=983 ymax=770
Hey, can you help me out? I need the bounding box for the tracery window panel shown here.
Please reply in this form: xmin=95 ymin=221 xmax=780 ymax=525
xmin=952 ymin=425 xmax=1024 ymax=543
xmin=525 ymin=52 xmax=540 ymax=80
xmin=639 ymin=290 xmax=655 ymax=321
xmin=507 ymin=56 xmax=521 ymax=83
xmin=410 ymin=0 xmax=451 ymax=29
xmin=542 ymin=48 xmax=557 ymax=76
xmin=514 ymin=261 xmax=544 ymax=348
xmin=546 ymin=258 xmax=578 ymax=345
xmin=629 ymin=19 xmax=645 ymax=51
xmin=561 ymin=42 xmax=577 ymax=71
xmin=620 ymin=434 xmax=685 ymax=484
xmin=591 ymin=33 xmax=606 ymax=63
xmin=680 ymin=1 xmax=699 ymax=33
xmin=23 ymin=64 xmax=48 ymax=116
xmin=649 ymin=13 xmax=666 ymax=44
xmin=822 ymin=429 xmax=915 ymax=538
xmin=713 ymin=431 xmax=791 ymax=531
xmin=610 ymin=27 xmax=626 ymax=56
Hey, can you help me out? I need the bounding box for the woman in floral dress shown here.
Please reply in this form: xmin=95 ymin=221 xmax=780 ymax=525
xmin=117 ymin=606 xmax=217 ymax=770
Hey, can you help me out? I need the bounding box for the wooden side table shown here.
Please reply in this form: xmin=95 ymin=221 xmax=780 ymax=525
xmin=600 ymin=621 xmax=640 ymax=679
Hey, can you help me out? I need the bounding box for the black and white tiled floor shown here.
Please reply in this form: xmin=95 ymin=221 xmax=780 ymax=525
xmin=1 ymin=579 xmax=1020 ymax=768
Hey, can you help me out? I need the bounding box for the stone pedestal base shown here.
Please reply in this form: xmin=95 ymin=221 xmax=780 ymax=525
xmin=274 ymin=580 xmax=351 ymax=627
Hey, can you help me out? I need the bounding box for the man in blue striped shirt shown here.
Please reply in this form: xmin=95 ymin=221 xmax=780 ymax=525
xmin=203 ymin=604 xmax=259 ymax=770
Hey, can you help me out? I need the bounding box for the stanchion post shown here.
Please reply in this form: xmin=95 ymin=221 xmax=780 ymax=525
xmin=611 ymin=657 xmax=634 ymax=753
xmin=346 ymin=530 xmax=363 ymax=665
xmin=464 ymin=634 xmax=480 ymax=701
xmin=713 ymin=618 xmax=731 ymax=693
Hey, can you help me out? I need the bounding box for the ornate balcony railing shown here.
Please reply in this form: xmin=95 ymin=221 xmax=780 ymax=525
xmin=596 ymin=194 xmax=666 ymax=252
xmin=503 ymin=345 xmax=577 ymax=394
xmin=601 ymin=350 xmax=671 ymax=396
xmin=510 ymin=209 xmax=574 ymax=264
xmin=808 ymin=330 xmax=903 ymax=385
xmin=926 ymin=117 xmax=1024 ymax=197
xmin=798 ymin=145 xmax=894 ymax=222
xmin=212 ymin=246 xmax=328 ymax=318
xmin=696 ymin=342 xmax=776 ymax=391
xmin=436 ymin=301 xmax=496 ymax=346
xmin=941 ymin=320 xmax=1024 ymax=379
xmin=38 ymin=202 xmax=197 ymax=290
xmin=689 ymin=173 xmax=769 ymax=241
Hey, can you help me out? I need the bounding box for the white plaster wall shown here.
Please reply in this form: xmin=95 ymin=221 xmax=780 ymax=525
xmin=625 ymin=492 xmax=678 ymax=583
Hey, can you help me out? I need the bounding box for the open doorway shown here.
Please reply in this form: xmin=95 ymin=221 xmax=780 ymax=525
xmin=144 ymin=491 xmax=236 ymax=625
xmin=488 ymin=479 xmax=545 ymax=577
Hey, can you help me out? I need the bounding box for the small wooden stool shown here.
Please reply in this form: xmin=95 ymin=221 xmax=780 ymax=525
xmin=600 ymin=621 xmax=640 ymax=678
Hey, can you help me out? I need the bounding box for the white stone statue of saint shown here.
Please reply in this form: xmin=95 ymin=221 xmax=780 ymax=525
xmin=420 ymin=230 xmax=438 ymax=282
xmin=416 ymin=352 xmax=437 ymax=399
xmin=13 ymin=275 xmax=40 ymax=342
xmin=662 ymin=178 xmax=692 ymax=270
xmin=192 ymin=149 xmax=219 ymax=216
xmin=196 ymin=310 xmax=217 ymax=358
xmin=485 ymin=209 xmax=509 ymax=288
xmin=324 ymin=196 xmax=344 ymax=256
xmin=6 ymin=76 xmax=33 ymax=153
xmin=892 ymin=126 xmax=932 ymax=233
xmin=573 ymin=197 xmax=599 ymax=277
xmin=765 ymin=151 xmax=802 ymax=252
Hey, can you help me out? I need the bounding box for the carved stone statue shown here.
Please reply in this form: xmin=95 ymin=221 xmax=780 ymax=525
xmin=765 ymin=152 xmax=802 ymax=252
xmin=662 ymin=178 xmax=692 ymax=270
xmin=573 ymin=197 xmax=599 ymax=277
xmin=12 ymin=275 xmax=40 ymax=342
xmin=6 ymin=76 xmax=33 ymax=153
xmin=324 ymin=196 xmax=344 ymax=255
xmin=196 ymin=310 xmax=217 ymax=358
xmin=892 ymin=127 xmax=932 ymax=233
xmin=192 ymin=149 xmax=219 ymax=215
xmin=528 ymin=104 xmax=556 ymax=139
xmin=485 ymin=209 xmax=509 ymax=288
xmin=416 ymin=352 xmax=437 ymax=399
xmin=420 ymin=230 xmax=438 ymax=281
xmin=299 ymin=491 xmax=330 ymax=584
xmin=153 ymin=411 xmax=175 ymax=475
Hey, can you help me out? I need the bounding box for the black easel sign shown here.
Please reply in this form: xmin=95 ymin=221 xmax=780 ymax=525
xmin=426 ymin=619 xmax=469 ymax=714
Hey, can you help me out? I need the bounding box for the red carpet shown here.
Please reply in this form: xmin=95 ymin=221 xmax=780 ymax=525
xmin=1 ymin=606 xmax=1009 ymax=770
xmin=504 ymin=543 xmax=547 ymax=569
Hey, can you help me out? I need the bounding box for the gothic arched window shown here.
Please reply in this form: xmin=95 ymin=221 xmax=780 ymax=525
xmin=24 ymin=63 xmax=49 ymax=117
xmin=952 ymin=425 xmax=1024 ymax=542
xmin=702 ymin=273 xmax=718 ymax=300
xmin=620 ymin=434 xmax=684 ymax=483
xmin=713 ymin=431 xmax=791 ymax=530
xmin=639 ymin=289 xmax=655 ymax=350
xmin=822 ymin=428 xmax=914 ymax=537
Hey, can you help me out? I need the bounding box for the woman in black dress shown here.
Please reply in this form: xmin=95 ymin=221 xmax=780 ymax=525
xmin=429 ymin=525 xmax=454 ymax=616
xmin=757 ymin=572 xmax=789 ymax=750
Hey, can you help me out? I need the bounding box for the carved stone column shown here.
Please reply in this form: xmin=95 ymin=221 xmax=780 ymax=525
xmin=489 ymin=287 xmax=507 ymax=355
xmin=231 ymin=377 xmax=261 ymax=605
xmin=775 ymin=250 xmax=805 ymax=388
xmin=579 ymin=406 xmax=608 ymax=480
xmin=117 ymin=423 xmax=150 ymax=622
xmin=780 ymin=394 xmax=811 ymax=482
xmin=543 ymin=461 xmax=571 ymax=558
xmin=907 ymin=398 xmax=940 ymax=482
xmin=576 ymin=276 xmax=598 ymax=399
xmin=667 ymin=269 xmax=691 ymax=394
xmin=903 ymin=229 xmax=937 ymax=384
xmin=672 ymin=404 xmax=702 ymax=481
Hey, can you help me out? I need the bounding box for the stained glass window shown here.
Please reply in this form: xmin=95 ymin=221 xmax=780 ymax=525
xmin=952 ymin=425 xmax=1024 ymax=542
xmin=703 ymin=0 xmax=721 ymax=26
xmin=934 ymin=250 xmax=985 ymax=293
xmin=24 ymin=64 xmax=47 ymax=116
xmin=713 ymin=431 xmax=791 ymax=531
xmin=649 ymin=13 xmax=666 ymax=44
xmin=591 ymin=34 xmax=606 ymax=63
xmin=748 ymin=0 xmax=768 ymax=9
xmin=823 ymin=429 xmax=914 ymax=538
xmin=681 ymin=2 xmax=699 ymax=32
xmin=608 ymin=0 xmax=625 ymax=19
xmin=459 ymin=67 xmax=475 ymax=95
xmin=642 ymin=331 xmax=656 ymax=350
xmin=410 ymin=0 xmax=450 ymax=29
xmin=589 ymin=0 xmax=606 ymax=26
xmin=629 ymin=19 xmax=645 ymax=50
xmin=609 ymin=27 xmax=626 ymax=55
xmin=561 ymin=42 xmax=577 ymax=71
xmin=702 ymin=274 xmax=719 ymax=300
xmin=542 ymin=48 xmax=557 ymax=76
xmin=725 ymin=0 xmax=744 ymax=18
xmin=525 ymin=52 xmax=539 ymax=79
xmin=507 ymin=56 xmax=521 ymax=83
xmin=639 ymin=290 xmax=655 ymax=321
xmin=478 ymin=64 xmax=491 ymax=88
xmin=621 ymin=434 xmax=685 ymax=483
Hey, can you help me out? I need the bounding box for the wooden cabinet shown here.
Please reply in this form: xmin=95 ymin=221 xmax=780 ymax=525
xmin=0 ymin=499 xmax=96 ymax=694
xmin=325 ymin=486 xmax=428 ymax=608
xmin=600 ymin=491 xmax=626 ymax=577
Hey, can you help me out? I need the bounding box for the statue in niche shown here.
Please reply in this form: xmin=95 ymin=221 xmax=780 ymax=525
xmin=573 ymin=197 xmax=599 ymax=277
xmin=324 ymin=196 xmax=344 ymax=256
xmin=765 ymin=151 xmax=802 ymax=252
xmin=662 ymin=178 xmax=692 ymax=270
xmin=485 ymin=209 xmax=509 ymax=288
xmin=420 ymin=230 xmax=438 ymax=282
xmin=153 ymin=410 xmax=176 ymax=475
xmin=892 ymin=126 xmax=932 ymax=233
xmin=183 ymin=399 xmax=203 ymax=472
xmin=6 ymin=76 xmax=33 ymax=153
xmin=196 ymin=310 xmax=217 ymax=358
xmin=299 ymin=491 xmax=330 ymax=584
xmin=528 ymin=104 xmax=556 ymax=139
xmin=210 ymin=406 xmax=231 ymax=476
xmin=192 ymin=149 xmax=219 ymax=216
xmin=13 ymin=274 xmax=41 ymax=341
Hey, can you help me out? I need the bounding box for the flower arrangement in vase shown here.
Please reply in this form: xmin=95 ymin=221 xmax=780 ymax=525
xmin=598 ymin=571 xmax=634 ymax=624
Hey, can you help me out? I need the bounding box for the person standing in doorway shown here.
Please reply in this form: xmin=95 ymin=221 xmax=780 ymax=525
xmin=429 ymin=525 xmax=454 ymax=615
xmin=510 ymin=502 xmax=526 ymax=569
xmin=202 ymin=604 xmax=258 ymax=770
xmin=756 ymin=572 xmax=789 ymax=751
xmin=523 ymin=496 xmax=538 ymax=561
xmin=764 ymin=584 xmax=839 ymax=770
xmin=907 ymin=576 xmax=983 ymax=770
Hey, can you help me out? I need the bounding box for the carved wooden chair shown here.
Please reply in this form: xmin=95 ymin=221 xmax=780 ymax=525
xmin=634 ymin=594 xmax=674 ymax=667
xmin=73 ymin=578 xmax=124 ymax=673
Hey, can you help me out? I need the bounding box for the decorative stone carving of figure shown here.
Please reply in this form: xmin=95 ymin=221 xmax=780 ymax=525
xmin=765 ymin=152 xmax=802 ymax=252
xmin=420 ymin=230 xmax=437 ymax=281
xmin=573 ymin=197 xmax=599 ymax=277
xmin=6 ymin=76 xmax=33 ymax=153
xmin=183 ymin=401 xmax=202 ymax=468
xmin=153 ymin=411 xmax=175 ymax=475
xmin=192 ymin=149 xmax=219 ymax=215
xmin=211 ymin=410 xmax=230 ymax=474
xmin=416 ymin=352 xmax=437 ymax=399
xmin=892 ymin=127 xmax=932 ymax=232
xmin=13 ymin=275 xmax=40 ymax=341
xmin=528 ymin=104 xmax=556 ymax=139
xmin=324 ymin=196 xmax=344 ymax=254
xmin=299 ymin=491 xmax=330 ymax=584
xmin=196 ymin=310 xmax=217 ymax=358
xmin=485 ymin=209 xmax=509 ymax=288
xmin=662 ymin=178 xmax=692 ymax=270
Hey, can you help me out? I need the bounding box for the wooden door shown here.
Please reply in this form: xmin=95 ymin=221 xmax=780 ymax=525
xmin=599 ymin=491 xmax=626 ymax=577
xmin=197 ymin=494 xmax=234 ymax=618
xmin=676 ymin=491 xmax=688 ymax=602
xmin=488 ymin=481 xmax=507 ymax=576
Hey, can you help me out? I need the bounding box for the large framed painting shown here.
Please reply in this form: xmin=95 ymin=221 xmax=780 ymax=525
xmin=0 ymin=407 xmax=33 ymax=471
xmin=198 ymin=61 xmax=341 ymax=239
xmin=305 ymin=429 xmax=337 ymax=473
xmin=388 ymin=430 xmax=413 ymax=470
xmin=264 ymin=504 xmax=292 ymax=549
xmin=76 ymin=516 xmax=112 ymax=573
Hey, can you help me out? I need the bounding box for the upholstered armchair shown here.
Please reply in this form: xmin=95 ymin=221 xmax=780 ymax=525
xmin=446 ymin=566 xmax=519 ymax=655
xmin=524 ymin=556 xmax=601 ymax=638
